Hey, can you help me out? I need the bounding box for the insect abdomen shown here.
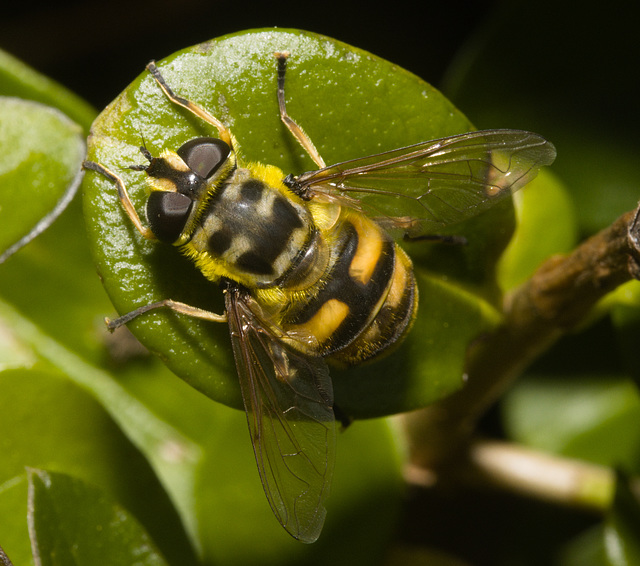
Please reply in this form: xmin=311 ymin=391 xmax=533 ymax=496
xmin=283 ymin=209 xmax=418 ymax=365
xmin=333 ymin=241 xmax=417 ymax=365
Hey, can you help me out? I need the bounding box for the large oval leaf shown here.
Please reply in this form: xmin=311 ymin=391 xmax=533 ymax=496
xmin=83 ymin=29 xmax=506 ymax=417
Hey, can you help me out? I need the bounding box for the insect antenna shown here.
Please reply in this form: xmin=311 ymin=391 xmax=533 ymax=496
xmin=128 ymin=131 xmax=153 ymax=171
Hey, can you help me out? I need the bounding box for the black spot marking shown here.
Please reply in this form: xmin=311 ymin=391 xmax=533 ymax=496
xmin=208 ymin=229 xmax=233 ymax=255
xmin=272 ymin=196 xmax=303 ymax=230
xmin=240 ymin=180 xmax=265 ymax=202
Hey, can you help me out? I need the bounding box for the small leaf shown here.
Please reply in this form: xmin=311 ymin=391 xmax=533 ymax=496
xmin=0 ymin=97 xmax=85 ymax=263
xmin=83 ymin=29 xmax=505 ymax=417
xmin=27 ymin=468 xmax=169 ymax=566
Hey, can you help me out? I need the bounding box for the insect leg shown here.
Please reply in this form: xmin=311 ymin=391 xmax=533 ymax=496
xmin=146 ymin=61 xmax=234 ymax=148
xmin=106 ymin=299 xmax=227 ymax=331
xmin=273 ymin=51 xmax=326 ymax=169
xmin=83 ymin=160 xmax=155 ymax=240
xmin=332 ymin=403 xmax=353 ymax=429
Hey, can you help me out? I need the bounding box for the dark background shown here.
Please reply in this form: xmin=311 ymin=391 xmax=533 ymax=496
xmin=0 ymin=0 xmax=492 ymax=109
xmin=4 ymin=0 xmax=636 ymax=204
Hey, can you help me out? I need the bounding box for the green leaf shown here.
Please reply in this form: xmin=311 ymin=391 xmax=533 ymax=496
xmin=0 ymin=97 xmax=85 ymax=264
xmin=604 ymin=474 xmax=640 ymax=566
xmin=27 ymin=468 xmax=168 ymax=566
xmin=191 ymin=409 xmax=404 ymax=564
xmin=502 ymin=373 xmax=640 ymax=470
xmin=0 ymin=336 xmax=197 ymax=566
xmin=83 ymin=28 xmax=505 ymax=417
xmin=0 ymin=49 xmax=96 ymax=133
xmin=497 ymin=169 xmax=578 ymax=290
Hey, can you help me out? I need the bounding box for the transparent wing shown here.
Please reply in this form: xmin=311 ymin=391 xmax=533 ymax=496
xmin=224 ymin=286 xmax=336 ymax=543
xmin=296 ymin=129 xmax=556 ymax=238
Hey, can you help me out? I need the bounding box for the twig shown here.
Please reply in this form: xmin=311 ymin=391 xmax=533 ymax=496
xmin=406 ymin=439 xmax=619 ymax=512
xmin=405 ymin=206 xmax=640 ymax=471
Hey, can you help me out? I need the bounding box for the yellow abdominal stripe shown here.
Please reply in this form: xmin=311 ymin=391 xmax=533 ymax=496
xmin=292 ymin=299 xmax=350 ymax=344
xmin=347 ymin=213 xmax=383 ymax=285
xmin=386 ymin=248 xmax=412 ymax=309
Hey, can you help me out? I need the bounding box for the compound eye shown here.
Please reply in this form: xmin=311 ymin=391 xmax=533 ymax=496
xmin=177 ymin=137 xmax=230 ymax=179
xmin=147 ymin=191 xmax=193 ymax=243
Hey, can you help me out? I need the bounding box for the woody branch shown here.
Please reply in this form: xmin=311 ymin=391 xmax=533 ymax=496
xmin=403 ymin=203 xmax=640 ymax=505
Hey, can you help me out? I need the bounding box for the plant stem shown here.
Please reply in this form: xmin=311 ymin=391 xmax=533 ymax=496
xmin=405 ymin=439 xmax=619 ymax=512
xmin=405 ymin=206 xmax=640 ymax=471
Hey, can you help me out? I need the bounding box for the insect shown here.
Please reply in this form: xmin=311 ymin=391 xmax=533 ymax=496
xmin=83 ymin=51 xmax=556 ymax=542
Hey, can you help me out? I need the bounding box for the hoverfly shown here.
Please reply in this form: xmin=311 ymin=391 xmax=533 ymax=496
xmin=83 ymin=51 xmax=556 ymax=543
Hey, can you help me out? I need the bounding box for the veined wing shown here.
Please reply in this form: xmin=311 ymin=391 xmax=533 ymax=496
xmin=295 ymin=129 xmax=556 ymax=237
xmin=225 ymin=285 xmax=336 ymax=543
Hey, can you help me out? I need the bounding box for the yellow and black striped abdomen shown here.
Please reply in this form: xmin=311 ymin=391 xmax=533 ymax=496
xmin=282 ymin=208 xmax=418 ymax=366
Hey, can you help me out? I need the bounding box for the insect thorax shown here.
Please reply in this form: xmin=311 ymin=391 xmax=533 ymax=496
xmin=182 ymin=166 xmax=316 ymax=288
